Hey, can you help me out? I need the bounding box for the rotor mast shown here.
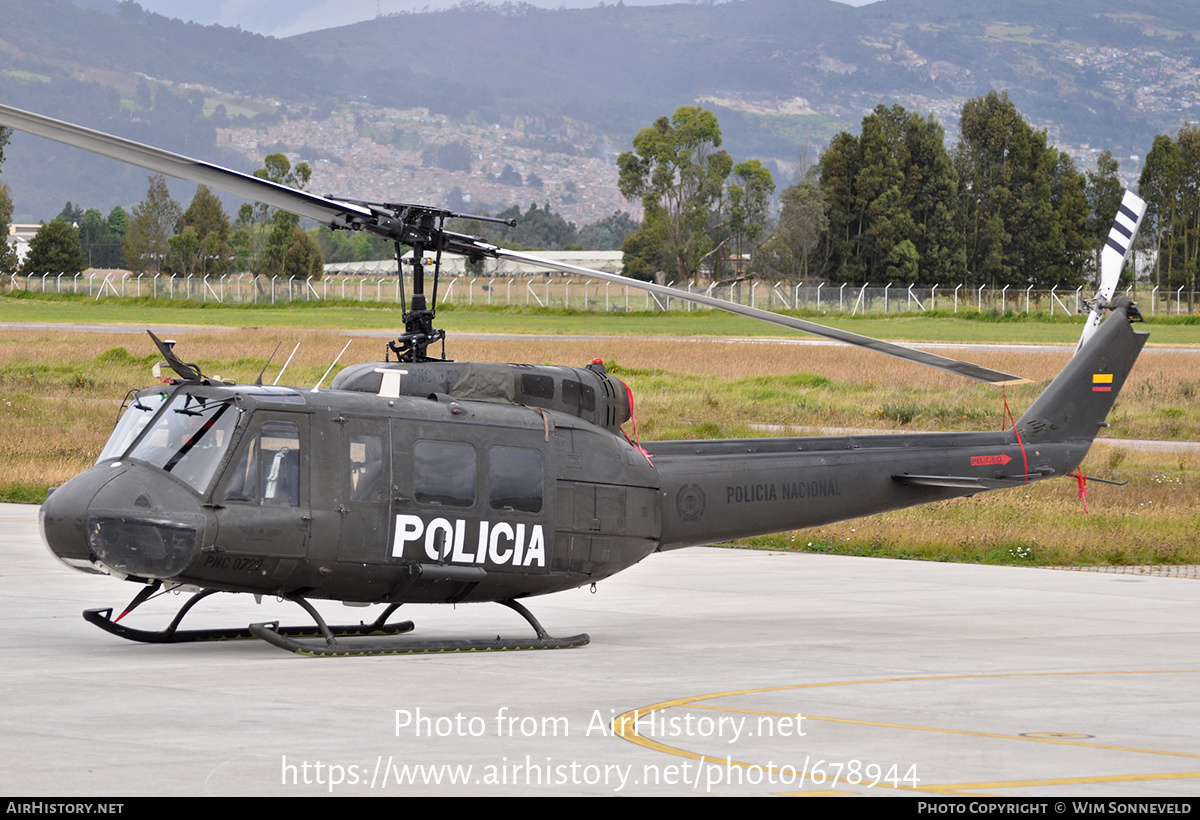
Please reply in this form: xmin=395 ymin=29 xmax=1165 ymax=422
xmin=326 ymin=199 xmax=514 ymax=362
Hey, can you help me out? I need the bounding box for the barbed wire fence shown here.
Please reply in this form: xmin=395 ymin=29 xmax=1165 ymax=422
xmin=5 ymin=270 xmax=1196 ymax=317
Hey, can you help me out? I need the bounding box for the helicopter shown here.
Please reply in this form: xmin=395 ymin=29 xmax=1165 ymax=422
xmin=2 ymin=103 xmax=1148 ymax=656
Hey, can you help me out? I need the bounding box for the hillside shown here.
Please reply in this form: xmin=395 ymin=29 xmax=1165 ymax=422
xmin=294 ymin=0 xmax=1200 ymax=158
xmin=1 ymin=0 xmax=1199 ymax=220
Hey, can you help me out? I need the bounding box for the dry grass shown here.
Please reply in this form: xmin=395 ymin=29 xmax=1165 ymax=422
xmin=742 ymin=444 xmax=1200 ymax=565
xmin=2 ymin=328 xmax=1198 ymax=565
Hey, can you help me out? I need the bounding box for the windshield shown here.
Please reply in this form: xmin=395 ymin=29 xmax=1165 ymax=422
xmin=128 ymin=393 xmax=241 ymax=493
xmin=96 ymin=391 xmax=169 ymax=464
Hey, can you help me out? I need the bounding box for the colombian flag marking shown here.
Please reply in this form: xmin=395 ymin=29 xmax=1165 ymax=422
xmin=1092 ymin=373 xmax=1113 ymax=392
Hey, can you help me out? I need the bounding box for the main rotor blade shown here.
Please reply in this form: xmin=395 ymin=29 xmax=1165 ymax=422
xmin=0 ymin=102 xmax=1026 ymax=384
xmin=494 ymin=250 xmax=1028 ymax=385
xmin=0 ymin=103 xmax=376 ymax=230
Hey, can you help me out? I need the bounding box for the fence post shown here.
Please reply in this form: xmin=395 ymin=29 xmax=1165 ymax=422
xmin=1151 ymin=285 xmax=1159 ymax=316
xmin=773 ymin=281 xmax=790 ymax=310
xmin=931 ymin=284 xmax=938 ymax=311
xmin=1025 ymin=284 xmax=1033 ymax=314
xmin=953 ymin=284 xmax=962 ymax=313
xmin=852 ymin=283 xmax=868 ymax=316
xmin=526 ymin=279 xmax=544 ymax=307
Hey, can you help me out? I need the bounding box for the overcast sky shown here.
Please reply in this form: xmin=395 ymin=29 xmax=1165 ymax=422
xmin=135 ymin=0 xmax=878 ymax=39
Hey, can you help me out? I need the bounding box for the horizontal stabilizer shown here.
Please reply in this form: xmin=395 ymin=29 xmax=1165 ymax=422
xmin=894 ymin=471 xmax=1054 ymax=490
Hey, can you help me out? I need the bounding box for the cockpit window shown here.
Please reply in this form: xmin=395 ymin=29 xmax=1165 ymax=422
xmin=96 ymin=391 xmax=168 ymax=464
xmin=128 ymin=394 xmax=240 ymax=493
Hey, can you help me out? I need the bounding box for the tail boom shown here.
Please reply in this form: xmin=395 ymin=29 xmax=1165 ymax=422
xmin=649 ymin=304 xmax=1146 ymax=551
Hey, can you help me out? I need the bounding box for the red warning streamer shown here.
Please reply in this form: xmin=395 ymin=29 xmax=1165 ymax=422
xmin=1067 ymin=472 xmax=1089 ymax=514
xmin=620 ymin=378 xmax=653 ymax=464
xmin=1001 ymin=384 xmax=1029 ymax=481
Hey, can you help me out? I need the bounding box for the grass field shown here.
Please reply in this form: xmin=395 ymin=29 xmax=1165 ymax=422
xmin=6 ymin=290 xmax=1200 ymax=345
xmin=2 ymin=293 xmax=1197 ymax=566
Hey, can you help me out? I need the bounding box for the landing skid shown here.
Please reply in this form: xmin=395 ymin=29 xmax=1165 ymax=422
xmin=83 ymin=591 xmax=589 ymax=656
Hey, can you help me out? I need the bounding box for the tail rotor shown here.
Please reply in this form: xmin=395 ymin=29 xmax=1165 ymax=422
xmin=1077 ymin=190 xmax=1147 ymax=352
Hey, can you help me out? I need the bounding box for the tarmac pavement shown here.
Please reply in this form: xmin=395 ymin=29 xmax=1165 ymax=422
xmin=1 ymin=502 xmax=1197 ymax=797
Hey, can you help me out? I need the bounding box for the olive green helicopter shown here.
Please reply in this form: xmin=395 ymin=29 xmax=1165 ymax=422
xmin=0 ymin=103 xmax=1148 ymax=656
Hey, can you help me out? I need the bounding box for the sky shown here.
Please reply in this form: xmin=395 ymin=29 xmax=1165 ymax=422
xmin=135 ymin=0 xmax=877 ymax=38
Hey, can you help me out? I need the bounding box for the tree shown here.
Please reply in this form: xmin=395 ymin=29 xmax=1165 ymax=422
xmin=495 ymin=164 xmax=523 ymax=186
xmin=726 ymin=159 xmax=776 ymax=265
xmin=232 ymin=154 xmax=318 ymax=277
xmin=124 ymin=175 xmax=182 ymax=274
xmin=0 ymin=184 xmax=18 ymax=275
xmin=618 ymin=106 xmax=732 ymax=281
xmin=56 ymin=202 xmax=84 ymax=225
xmin=107 ymin=206 xmax=128 ymax=238
xmin=23 ymin=220 xmax=86 ymax=276
xmin=620 ymin=220 xmax=668 ymax=282
xmin=169 ymin=185 xmax=232 ymax=277
xmin=578 ymin=211 xmax=640 ymax=251
xmin=281 ymin=227 xmax=324 ymax=280
xmin=818 ymin=104 xmax=960 ymax=284
xmin=1175 ymin=124 xmax=1200 ymax=305
xmin=754 ymin=181 xmax=827 ymax=281
xmin=313 ymin=225 xmax=393 ymax=264
xmin=1086 ymin=151 xmax=1124 ymax=284
xmin=1139 ymin=133 xmax=1183 ymax=290
xmin=954 ymin=90 xmax=1087 ymax=289
xmin=78 ymin=208 xmax=125 ymax=269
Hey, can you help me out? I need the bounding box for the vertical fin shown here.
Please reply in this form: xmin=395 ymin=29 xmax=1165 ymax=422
xmin=1023 ymin=298 xmax=1146 ymax=444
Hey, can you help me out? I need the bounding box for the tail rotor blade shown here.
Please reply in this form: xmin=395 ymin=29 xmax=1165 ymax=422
xmin=1078 ymin=189 xmax=1146 ymax=352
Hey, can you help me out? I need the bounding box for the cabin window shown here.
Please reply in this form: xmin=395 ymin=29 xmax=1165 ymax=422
xmin=349 ymin=434 xmax=384 ymax=503
xmin=222 ymin=420 xmax=301 ymax=507
xmin=413 ymin=440 xmax=476 ymax=508
xmin=489 ymin=446 xmax=543 ymax=513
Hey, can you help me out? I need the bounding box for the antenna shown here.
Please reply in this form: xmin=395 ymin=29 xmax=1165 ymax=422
xmin=312 ymin=340 xmax=353 ymax=392
xmin=273 ymin=343 xmax=301 ymax=386
xmin=255 ymin=342 xmax=282 ymax=387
